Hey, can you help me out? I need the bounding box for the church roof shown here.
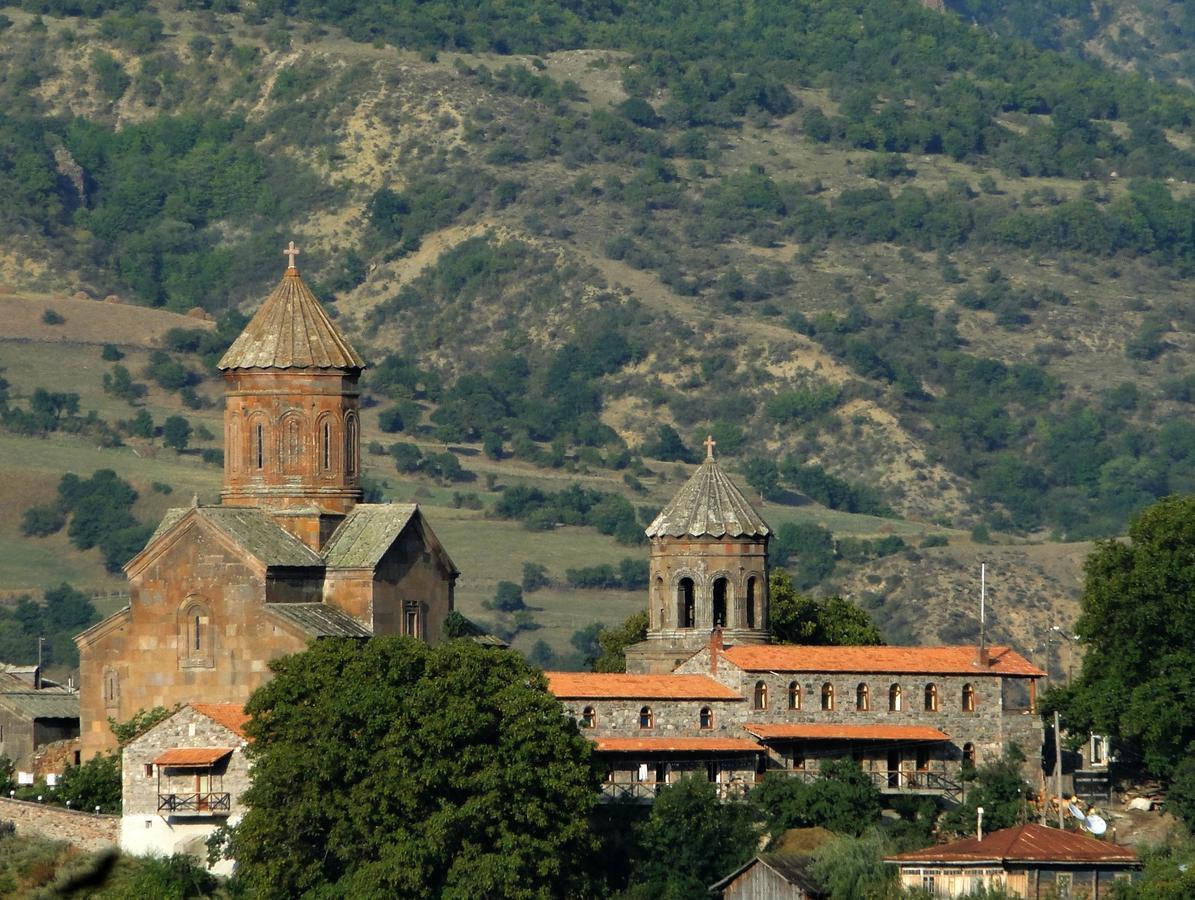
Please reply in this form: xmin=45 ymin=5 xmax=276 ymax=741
xmin=323 ymin=504 xmax=419 ymax=568
xmin=266 ymin=603 xmax=372 ymax=638
xmin=147 ymin=507 xmax=325 ymax=569
xmin=217 ymin=268 xmax=365 ymax=371
xmin=645 ymin=453 xmax=770 ymax=539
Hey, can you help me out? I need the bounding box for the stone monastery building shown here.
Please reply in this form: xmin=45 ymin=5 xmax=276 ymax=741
xmin=76 ymin=249 xmax=1044 ymax=811
xmin=76 ymin=257 xmax=458 ymax=759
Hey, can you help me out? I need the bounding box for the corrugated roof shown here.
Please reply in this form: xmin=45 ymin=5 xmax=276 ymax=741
xmin=154 ymin=747 xmax=234 ymax=767
xmin=0 ymin=691 xmax=79 ymax=720
xmin=593 ymin=737 xmax=763 ymax=753
xmin=546 ymin=673 xmax=743 ymax=700
xmin=267 ymin=603 xmax=371 ymax=638
xmin=887 ymin=824 xmax=1139 ymax=865
xmin=322 ymin=504 xmax=419 ymax=569
xmin=217 ymin=269 xmax=365 ymax=371
xmin=190 ymin=703 xmax=250 ymax=738
xmin=721 ymin=645 xmax=1045 ymax=677
xmin=744 ymin=723 xmax=949 ymax=742
xmin=645 ymin=457 xmax=770 ymax=539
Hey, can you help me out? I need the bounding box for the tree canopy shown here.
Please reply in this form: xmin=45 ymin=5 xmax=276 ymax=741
xmin=230 ymin=637 xmax=602 ymax=898
xmin=1059 ymin=496 xmax=1195 ymax=776
xmin=769 ymin=570 xmax=884 ymax=646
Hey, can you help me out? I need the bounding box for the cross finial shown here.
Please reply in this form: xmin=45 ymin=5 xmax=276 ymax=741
xmin=282 ymin=240 xmax=300 ymax=271
xmin=704 ymin=434 xmax=716 ymax=461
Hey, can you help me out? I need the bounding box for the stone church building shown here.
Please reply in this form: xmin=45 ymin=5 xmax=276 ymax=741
xmin=550 ymin=445 xmax=1045 ymax=803
xmin=76 ymin=257 xmax=458 ymax=759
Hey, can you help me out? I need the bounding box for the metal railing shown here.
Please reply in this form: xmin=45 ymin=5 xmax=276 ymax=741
xmin=601 ymin=781 xmax=751 ymax=802
xmin=599 ymin=770 xmax=963 ymax=803
xmin=157 ymin=792 xmax=231 ymax=814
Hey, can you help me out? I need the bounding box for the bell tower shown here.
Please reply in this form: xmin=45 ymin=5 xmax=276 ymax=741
xmin=217 ymin=242 xmax=366 ymax=548
xmin=625 ymin=437 xmax=772 ymax=674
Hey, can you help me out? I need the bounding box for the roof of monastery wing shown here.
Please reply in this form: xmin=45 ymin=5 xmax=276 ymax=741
xmin=719 ymin=644 xmax=1046 ymax=677
xmin=266 ymin=603 xmax=372 ymax=638
xmin=146 ymin=507 xmax=324 ymax=568
xmin=886 ymin=823 xmax=1138 ymax=865
xmin=545 ymin=672 xmax=743 ymax=700
xmin=645 ymin=458 xmax=770 ymax=539
xmin=217 ymin=268 xmax=365 ymax=371
xmin=322 ymin=504 xmax=457 ymax=572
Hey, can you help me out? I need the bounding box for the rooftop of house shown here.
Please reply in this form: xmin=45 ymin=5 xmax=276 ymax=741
xmin=217 ymin=264 xmax=365 ymax=371
xmin=709 ymin=853 xmax=826 ymax=897
xmin=886 ymin=824 xmax=1139 ymax=866
xmin=593 ymin=737 xmax=762 ymax=753
xmin=719 ymin=644 xmax=1046 ymax=677
xmin=545 ymin=672 xmax=744 ymax=700
xmin=644 ymin=444 xmax=770 ymax=539
xmin=190 ymin=703 xmax=250 ymax=739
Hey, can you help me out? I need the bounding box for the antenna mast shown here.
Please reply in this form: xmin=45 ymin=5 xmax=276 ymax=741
xmin=978 ymin=563 xmax=987 ymax=665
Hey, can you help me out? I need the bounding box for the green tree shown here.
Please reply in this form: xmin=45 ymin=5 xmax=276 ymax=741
xmin=741 ymin=457 xmax=781 ymax=502
xmin=808 ymin=831 xmax=897 ymax=900
xmin=592 ymin=610 xmax=649 ymax=673
xmin=21 ymin=504 xmax=65 ymax=537
xmin=162 ymin=415 xmax=192 ymax=451
xmin=1061 ymin=496 xmax=1195 ymax=775
xmin=489 ymin=580 xmax=525 ymax=612
xmin=229 ymin=637 xmax=601 ymax=898
xmin=521 ymin=562 xmax=550 ymax=593
xmin=752 ymin=759 xmax=882 ymax=837
xmin=941 ymin=746 xmax=1031 ymax=837
xmin=625 ymin=777 xmax=756 ymax=897
xmin=58 ymin=752 xmax=121 ymax=814
xmin=769 ymin=570 xmax=883 ymax=645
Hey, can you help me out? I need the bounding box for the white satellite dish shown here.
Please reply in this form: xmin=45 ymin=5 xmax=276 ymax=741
xmin=1068 ymin=803 xmax=1085 ymax=821
xmin=1084 ymin=814 xmax=1108 ymax=836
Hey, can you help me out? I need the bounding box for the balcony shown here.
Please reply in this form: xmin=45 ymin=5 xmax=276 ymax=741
xmin=600 ymin=769 xmax=963 ymax=804
xmin=157 ymin=792 xmax=232 ymax=815
xmin=601 ymin=781 xmax=751 ymax=803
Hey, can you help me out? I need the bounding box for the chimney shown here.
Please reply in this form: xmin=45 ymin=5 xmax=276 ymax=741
xmin=977 ymin=644 xmax=989 ymax=667
xmin=710 ymin=628 xmax=723 ymax=674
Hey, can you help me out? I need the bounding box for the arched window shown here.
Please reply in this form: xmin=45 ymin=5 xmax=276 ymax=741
xmin=788 ymin=681 xmax=801 ymax=710
xmin=746 ymin=576 xmax=757 ymax=628
xmin=712 ymin=577 xmax=729 ymax=628
xmin=581 ymin=707 xmax=596 ymax=729
xmin=344 ymin=412 xmax=359 ymax=477
xmin=754 ymin=681 xmax=768 ymax=710
xmin=924 ymin=683 xmax=938 ymax=712
xmin=821 ymin=682 xmax=834 ymax=711
xmin=639 ymin=706 xmax=654 ymax=729
xmin=180 ymin=599 xmax=214 ymax=668
xmin=280 ymin=414 xmax=304 ymax=473
xmin=700 ymin=707 xmax=714 ymax=729
xmin=251 ymin=418 xmax=266 ymax=470
xmin=321 ymin=418 xmax=332 ymax=471
xmin=654 ymin=577 xmax=664 ymax=627
xmin=856 ymin=683 xmax=870 ymax=711
xmin=962 ymin=683 xmax=976 ymax=712
xmin=677 ymin=578 xmax=695 ymax=629
xmin=962 ymin=742 xmax=976 ymax=767
xmin=889 ymin=684 xmax=903 ymax=712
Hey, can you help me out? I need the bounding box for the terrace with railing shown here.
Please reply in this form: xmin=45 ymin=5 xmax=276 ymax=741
xmin=157 ymin=792 xmax=232 ymax=815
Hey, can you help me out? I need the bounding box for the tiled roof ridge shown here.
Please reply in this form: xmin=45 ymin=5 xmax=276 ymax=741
xmin=887 ymin=823 xmax=1138 ymax=864
xmin=190 ymin=702 xmax=250 ymax=738
xmin=720 ymin=643 xmax=1046 ymax=677
xmin=645 ymin=457 xmax=771 ymax=539
xmin=217 ymin=269 xmax=365 ymax=371
xmin=545 ymin=671 xmax=743 ymax=700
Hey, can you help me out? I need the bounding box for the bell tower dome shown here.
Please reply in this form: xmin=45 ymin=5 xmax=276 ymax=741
xmin=625 ymin=436 xmax=772 ymax=673
xmin=217 ymin=242 xmax=365 ymax=545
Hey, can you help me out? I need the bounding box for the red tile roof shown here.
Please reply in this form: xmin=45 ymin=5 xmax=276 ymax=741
xmin=721 ymin=645 xmax=1045 ymax=677
xmin=593 ymin=737 xmax=763 ymax=753
xmin=887 ymin=824 xmax=1138 ymax=865
xmin=154 ymin=747 xmax=234 ymax=767
xmin=545 ymin=673 xmax=742 ymax=700
xmin=191 ymin=703 xmax=250 ymax=738
xmin=744 ymin=723 xmax=949 ymax=742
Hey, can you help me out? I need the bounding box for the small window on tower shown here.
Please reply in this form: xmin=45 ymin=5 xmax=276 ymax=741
xmin=322 ymin=420 xmax=331 ymax=471
xmin=253 ymin=422 xmax=265 ymax=470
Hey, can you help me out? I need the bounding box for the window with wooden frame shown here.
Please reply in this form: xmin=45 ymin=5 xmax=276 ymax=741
xmin=924 ymin=683 xmax=938 ymax=712
xmin=581 ymin=706 xmax=596 ymax=729
xmin=754 ymin=680 xmax=768 ymax=710
xmin=889 ymin=683 xmax=903 ymax=712
xmin=699 ymin=707 xmax=714 ymax=729
xmin=962 ymin=683 xmax=976 ymax=712
xmin=821 ymin=682 xmax=834 ymax=711
xmin=856 ymin=682 xmax=870 ymax=711
xmin=639 ymin=706 xmax=654 ymax=729
xmin=788 ymin=681 xmax=801 ymax=710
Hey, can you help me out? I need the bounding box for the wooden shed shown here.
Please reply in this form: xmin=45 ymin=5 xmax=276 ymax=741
xmin=709 ymin=853 xmax=826 ymax=899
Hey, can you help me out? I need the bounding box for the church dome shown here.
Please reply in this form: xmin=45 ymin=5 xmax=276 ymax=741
xmin=645 ymin=441 xmax=771 ymax=539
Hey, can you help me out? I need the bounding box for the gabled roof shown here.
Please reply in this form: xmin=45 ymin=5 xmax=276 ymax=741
xmin=709 ymin=854 xmax=826 ymax=896
xmin=546 ymin=672 xmax=743 ymax=700
xmin=266 ymin=603 xmax=371 ymax=638
xmin=744 ymin=723 xmax=949 ymax=742
xmin=645 ymin=457 xmax=770 ymax=539
xmin=217 ymin=268 xmax=365 ymax=371
xmin=720 ymin=645 xmax=1045 ymax=677
xmin=593 ymin=737 xmax=762 ymax=753
xmin=322 ymin=503 xmax=459 ymax=574
xmin=190 ymin=703 xmax=250 ymax=739
xmin=887 ymin=824 xmax=1139 ymax=866
xmin=143 ymin=506 xmax=324 ymax=570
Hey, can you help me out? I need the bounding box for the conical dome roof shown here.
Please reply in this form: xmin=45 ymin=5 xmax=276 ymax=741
xmin=645 ymin=445 xmax=771 ymax=539
xmin=218 ymin=266 xmax=365 ymax=371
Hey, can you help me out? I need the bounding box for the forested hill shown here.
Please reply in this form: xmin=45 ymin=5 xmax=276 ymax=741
xmin=2 ymin=0 xmax=1195 ymax=650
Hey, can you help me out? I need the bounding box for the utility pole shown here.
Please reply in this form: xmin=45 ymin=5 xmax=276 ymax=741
xmin=1055 ymin=708 xmax=1065 ymax=830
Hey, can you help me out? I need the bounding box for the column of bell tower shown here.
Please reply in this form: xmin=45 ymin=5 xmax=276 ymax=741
xmin=216 ymin=246 xmax=366 ymax=549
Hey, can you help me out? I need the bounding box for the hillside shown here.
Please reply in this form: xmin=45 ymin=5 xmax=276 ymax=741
xmin=3 ymin=0 xmax=1194 ymax=669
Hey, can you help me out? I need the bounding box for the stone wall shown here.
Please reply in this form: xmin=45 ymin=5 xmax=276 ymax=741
xmin=0 ymin=797 xmax=118 ymax=851
xmin=559 ymin=697 xmax=746 ymax=738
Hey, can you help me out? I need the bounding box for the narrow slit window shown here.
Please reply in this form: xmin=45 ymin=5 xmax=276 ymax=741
xmin=322 ymin=421 xmax=331 ymax=470
xmin=254 ymin=422 xmax=264 ymax=469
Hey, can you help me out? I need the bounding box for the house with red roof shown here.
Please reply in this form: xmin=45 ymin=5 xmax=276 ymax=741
xmin=886 ymin=823 xmax=1139 ymax=897
xmin=119 ymin=703 xmax=250 ymax=874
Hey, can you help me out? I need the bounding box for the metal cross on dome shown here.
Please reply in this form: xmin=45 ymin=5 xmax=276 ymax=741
xmin=283 ymin=240 xmax=300 ymax=270
xmin=704 ymin=434 xmax=716 ymax=460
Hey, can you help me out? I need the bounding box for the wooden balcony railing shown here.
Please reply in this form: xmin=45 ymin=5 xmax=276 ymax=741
xmin=601 ymin=781 xmax=751 ymax=802
xmin=600 ymin=770 xmax=963 ymax=804
xmin=157 ymin=792 xmax=232 ymax=814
